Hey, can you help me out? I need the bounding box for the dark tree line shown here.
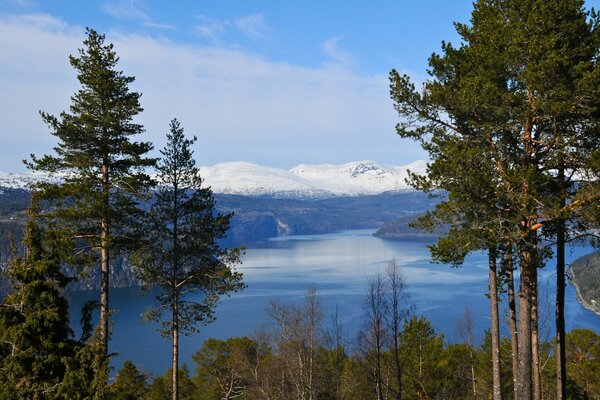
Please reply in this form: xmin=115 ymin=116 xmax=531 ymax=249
xmin=105 ymin=287 xmax=600 ymax=400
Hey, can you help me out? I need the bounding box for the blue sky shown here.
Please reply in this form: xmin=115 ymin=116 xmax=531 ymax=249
xmin=1 ymin=0 xmax=476 ymax=171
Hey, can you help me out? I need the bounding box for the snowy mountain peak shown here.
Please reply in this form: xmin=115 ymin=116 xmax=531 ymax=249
xmin=202 ymin=160 xmax=426 ymax=197
xmin=0 ymin=160 xmax=427 ymax=198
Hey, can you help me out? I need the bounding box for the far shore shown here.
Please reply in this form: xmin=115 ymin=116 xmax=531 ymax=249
xmin=569 ymin=269 xmax=600 ymax=317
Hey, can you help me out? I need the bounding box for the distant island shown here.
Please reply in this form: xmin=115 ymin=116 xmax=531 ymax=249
xmin=373 ymin=214 xmax=440 ymax=242
xmin=570 ymin=252 xmax=600 ymax=316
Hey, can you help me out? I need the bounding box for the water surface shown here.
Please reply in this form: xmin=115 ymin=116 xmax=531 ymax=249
xmin=67 ymin=229 xmax=600 ymax=377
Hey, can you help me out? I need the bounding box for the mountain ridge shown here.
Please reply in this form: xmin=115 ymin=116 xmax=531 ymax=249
xmin=0 ymin=160 xmax=426 ymax=198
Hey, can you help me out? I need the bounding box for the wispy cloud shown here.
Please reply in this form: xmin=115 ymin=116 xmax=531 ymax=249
xmin=142 ymin=21 xmax=175 ymax=30
xmin=0 ymin=13 xmax=425 ymax=171
xmin=321 ymin=36 xmax=352 ymax=66
xmin=2 ymin=0 xmax=37 ymax=9
xmin=194 ymin=15 xmax=228 ymax=40
xmin=103 ymin=0 xmax=149 ymax=21
xmin=235 ymin=13 xmax=271 ymax=38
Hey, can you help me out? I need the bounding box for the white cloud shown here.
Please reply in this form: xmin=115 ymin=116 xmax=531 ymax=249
xmin=103 ymin=0 xmax=150 ymax=21
xmin=194 ymin=15 xmax=228 ymax=40
xmin=321 ymin=36 xmax=352 ymax=66
xmin=142 ymin=21 xmax=175 ymax=30
xmin=235 ymin=13 xmax=271 ymax=38
xmin=0 ymin=13 xmax=426 ymax=172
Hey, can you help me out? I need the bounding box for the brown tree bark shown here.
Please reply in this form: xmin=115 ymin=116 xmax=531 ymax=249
xmin=172 ymin=181 xmax=180 ymax=400
xmin=100 ymin=159 xmax=110 ymax=357
xmin=532 ymin=266 xmax=541 ymax=400
xmin=172 ymin=293 xmax=179 ymax=400
xmin=516 ymin=236 xmax=535 ymax=400
xmin=556 ymin=167 xmax=567 ymax=400
xmin=505 ymin=248 xmax=519 ymax=399
xmin=489 ymin=248 xmax=502 ymax=400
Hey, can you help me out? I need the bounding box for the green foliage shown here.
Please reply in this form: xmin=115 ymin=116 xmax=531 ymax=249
xmin=145 ymin=365 xmax=195 ymax=400
xmin=135 ymin=119 xmax=244 ymax=336
xmin=107 ymin=360 xmax=148 ymax=400
xmin=565 ymin=329 xmax=600 ymax=399
xmin=25 ymin=27 xmax=156 ymax=394
xmin=192 ymin=337 xmax=263 ymax=399
xmin=399 ymin=316 xmax=446 ymax=399
xmin=0 ymin=204 xmax=76 ymax=398
xmin=474 ymin=333 xmax=514 ymax=399
xmin=28 ymin=27 xmax=155 ymax=255
xmin=58 ymin=335 xmax=108 ymax=400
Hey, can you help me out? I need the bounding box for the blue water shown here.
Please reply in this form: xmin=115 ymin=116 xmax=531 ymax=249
xmin=66 ymin=229 xmax=600 ymax=378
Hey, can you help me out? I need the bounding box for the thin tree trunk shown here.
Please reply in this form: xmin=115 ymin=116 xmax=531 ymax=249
xmin=172 ymin=293 xmax=179 ymax=400
xmin=172 ymin=175 xmax=179 ymax=400
xmin=517 ymin=238 xmax=535 ymax=400
xmin=376 ymin=324 xmax=384 ymax=400
xmin=489 ymin=248 xmax=502 ymax=400
xmin=555 ymin=168 xmax=567 ymax=400
xmin=387 ymin=260 xmax=403 ymax=400
xmin=532 ymin=266 xmax=541 ymax=400
xmin=100 ymin=221 xmax=109 ymax=354
xmin=393 ymin=331 xmax=403 ymax=400
xmin=505 ymin=248 xmax=519 ymax=399
xmin=100 ymin=160 xmax=110 ymax=357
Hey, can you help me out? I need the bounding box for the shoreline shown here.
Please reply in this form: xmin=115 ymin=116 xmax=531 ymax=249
xmin=569 ymin=268 xmax=600 ymax=316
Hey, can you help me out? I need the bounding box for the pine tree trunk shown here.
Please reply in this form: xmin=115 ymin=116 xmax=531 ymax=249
xmin=532 ymin=267 xmax=541 ymax=400
xmin=172 ymin=293 xmax=179 ymax=400
xmin=517 ymin=110 xmax=535 ymax=400
xmin=172 ymin=178 xmax=179 ymax=400
xmin=100 ymin=160 xmax=110 ymax=358
xmin=555 ymin=168 xmax=567 ymax=400
xmin=517 ymin=238 xmax=535 ymax=400
xmin=506 ymin=249 xmax=519 ymax=399
xmin=489 ymin=248 xmax=502 ymax=400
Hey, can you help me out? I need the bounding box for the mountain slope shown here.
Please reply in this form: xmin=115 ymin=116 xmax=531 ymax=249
xmin=1 ymin=160 xmax=426 ymax=198
xmin=199 ymin=160 xmax=426 ymax=197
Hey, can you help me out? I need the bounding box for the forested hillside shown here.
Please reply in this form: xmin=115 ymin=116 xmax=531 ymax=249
xmin=570 ymin=252 xmax=600 ymax=315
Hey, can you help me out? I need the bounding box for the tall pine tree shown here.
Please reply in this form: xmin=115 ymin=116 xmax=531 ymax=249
xmin=27 ymin=28 xmax=155 ymax=393
xmin=134 ymin=119 xmax=244 ymax=400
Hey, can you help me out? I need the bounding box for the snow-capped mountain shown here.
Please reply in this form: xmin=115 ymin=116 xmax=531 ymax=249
xmin=0 ymin=160 xmax=427 ymax=198
xmin=0 ymin=171 xmax=60 ymax=190
xmin=199 ymin=160 xmax=426 ymax=197
xmin=288 ymin=160 xmax=426 ymax=196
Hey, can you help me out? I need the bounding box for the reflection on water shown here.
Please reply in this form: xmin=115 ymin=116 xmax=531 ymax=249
xmin=67 ymin=229 xmax=600 ymax=377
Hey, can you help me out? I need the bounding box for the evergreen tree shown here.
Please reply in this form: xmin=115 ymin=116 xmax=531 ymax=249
xmin=389 ymin=1 xmax=600 ymax=398
xmin=107 ymin=360 xmax=149 ymax=400
xmin=27 ymin=28 xmax=156 ymax=393
xmin=145 ymin=365 xmax=196 ymax=400
xmin=134 ymin=119 xmax=244 ymax=400
xmin=399 ymin=316 xmax=445 ymax=400
xmin=0 ymin=200 xmax=75 ymax=399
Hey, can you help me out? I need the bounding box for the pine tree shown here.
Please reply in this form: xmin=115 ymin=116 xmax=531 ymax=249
xmin=389 ymin=1 xmax=600 ymax=398
xmin=107 ymin=360 xmax=148 ymax=399
xmin=27 ymin=28 xmax=156 ymax=392
xmin=0 ymin=200 xmax=75 ymax=399
xmin=134 ymin=119 xmax=244 ymax=400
